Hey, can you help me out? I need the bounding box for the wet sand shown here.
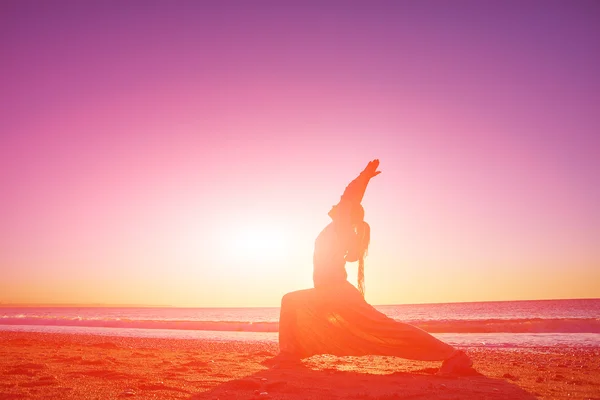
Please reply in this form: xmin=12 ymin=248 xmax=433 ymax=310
xmin=0 ymin=331 xmax=598 ymax=399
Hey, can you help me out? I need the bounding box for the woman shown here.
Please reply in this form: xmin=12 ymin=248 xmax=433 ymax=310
xmin=274 ymin=159 xmax=473 ymax=375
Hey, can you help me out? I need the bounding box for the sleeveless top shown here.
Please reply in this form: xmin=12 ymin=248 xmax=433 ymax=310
xmin=312 ymin=222 xmax=349 ymax=288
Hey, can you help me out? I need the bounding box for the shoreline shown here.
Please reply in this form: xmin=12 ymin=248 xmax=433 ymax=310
xmin=1 ymin=331 xmax=599 ymax=399
xmin=2 ymin=325 xmax=599 ymax=351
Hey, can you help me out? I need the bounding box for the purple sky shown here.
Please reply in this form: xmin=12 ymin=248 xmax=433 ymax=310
xmin=1 ymin=1 xmax=599 ymax=306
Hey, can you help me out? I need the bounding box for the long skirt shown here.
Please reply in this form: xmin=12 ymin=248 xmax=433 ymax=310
xmin=279 ymin=281 xmax=455 ymax=361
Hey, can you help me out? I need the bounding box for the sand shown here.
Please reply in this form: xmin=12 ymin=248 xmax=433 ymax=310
xmin=0 ymin=332 xmax=598 ymax=400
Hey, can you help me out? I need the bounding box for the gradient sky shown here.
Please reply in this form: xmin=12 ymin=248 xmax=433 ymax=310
xmin=1 ymin=1 xmax=599 ymax=307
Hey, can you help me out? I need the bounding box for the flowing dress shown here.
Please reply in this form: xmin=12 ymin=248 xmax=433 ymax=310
xmin=278 ymin=174 xmax=456 ymax=361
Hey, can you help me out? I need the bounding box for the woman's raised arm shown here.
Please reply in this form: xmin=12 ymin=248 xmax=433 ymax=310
xmin=328 ymin=160 xmax=381 ymax=221
xmin=340 ymin=159 xmax=381 ymax=205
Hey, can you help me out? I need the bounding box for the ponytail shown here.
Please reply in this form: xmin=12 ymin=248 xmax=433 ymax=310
xmin=356 ymin=221 xmax=370 ymax=297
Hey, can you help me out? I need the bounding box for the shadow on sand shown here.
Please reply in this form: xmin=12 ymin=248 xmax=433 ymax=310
xmin=190 ymin=361 xmax=538 ymax=400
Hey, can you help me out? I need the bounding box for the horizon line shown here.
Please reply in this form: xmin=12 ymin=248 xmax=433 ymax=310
xmin=1 ymin=297 xmax=598 ymax=309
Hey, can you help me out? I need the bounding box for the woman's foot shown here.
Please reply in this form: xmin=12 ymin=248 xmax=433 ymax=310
xmin=437 ymin=350 xmax=473 ymax=376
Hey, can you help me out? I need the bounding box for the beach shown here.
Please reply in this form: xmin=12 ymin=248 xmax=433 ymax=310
xmin=1 ymin=331 xmax=598 ymax=400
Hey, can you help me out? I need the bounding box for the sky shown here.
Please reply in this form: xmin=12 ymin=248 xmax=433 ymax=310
xmin=1 ymin=1 xmax=599 ymax=307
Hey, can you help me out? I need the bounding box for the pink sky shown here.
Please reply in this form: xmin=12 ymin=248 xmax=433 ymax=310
xmin=1 ymin=1 xmax=599 ymax=306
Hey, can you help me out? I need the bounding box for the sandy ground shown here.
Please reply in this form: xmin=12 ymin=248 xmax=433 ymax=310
xmin=0 ymin=332 xmax=598 ymax=400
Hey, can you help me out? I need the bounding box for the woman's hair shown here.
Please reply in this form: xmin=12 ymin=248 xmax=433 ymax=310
xmin=349 ymin=203 xmax=370 ymax=297
xmin=355 ymin=221 xmax=370 ymax=297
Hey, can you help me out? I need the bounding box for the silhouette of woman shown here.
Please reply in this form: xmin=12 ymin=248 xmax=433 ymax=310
xmin=275 ymin=160 xmax=472 ymax=374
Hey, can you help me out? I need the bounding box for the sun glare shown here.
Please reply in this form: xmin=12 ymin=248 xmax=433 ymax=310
xmin=231 ymin=227 xmax=287 ymax=259
xmin=217 ymin=218 xmax=290 ymax=264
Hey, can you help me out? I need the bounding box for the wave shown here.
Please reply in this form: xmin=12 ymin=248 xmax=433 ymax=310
xmin=1 ymin=315 xmax=599 ymax=333
xmin=413 ymin=318 xmax=600 ymax=333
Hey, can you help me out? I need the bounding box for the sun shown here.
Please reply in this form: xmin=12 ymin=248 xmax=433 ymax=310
xmin=217 ymin=219 xmax=290 ymax=264
xmin=230 ymin=227 xmax=288 ymax=260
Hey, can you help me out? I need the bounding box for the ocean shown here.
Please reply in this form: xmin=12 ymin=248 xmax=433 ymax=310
xmin=1 ymin=299 xmax=598 ymax=349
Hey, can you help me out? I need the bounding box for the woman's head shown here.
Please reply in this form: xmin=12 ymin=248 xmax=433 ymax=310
xmin=328 ymin=203 xmax=365 ymax=226
xmin=350 ymin=203 xmax=365 ymax=226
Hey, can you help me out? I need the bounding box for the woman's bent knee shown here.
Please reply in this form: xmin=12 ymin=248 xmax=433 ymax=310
xmin=281 ymin=288 xmax=314 ymax=308
xmin=281 ymin=292 xmax=293 ymax=308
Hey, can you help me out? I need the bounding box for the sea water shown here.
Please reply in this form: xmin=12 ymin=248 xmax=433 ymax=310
xmin=1 ymin=299 xmax=598 ymax=348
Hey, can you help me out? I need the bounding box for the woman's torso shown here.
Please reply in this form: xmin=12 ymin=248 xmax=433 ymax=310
xmin=313 ymin=222 xmax=348 ymax=287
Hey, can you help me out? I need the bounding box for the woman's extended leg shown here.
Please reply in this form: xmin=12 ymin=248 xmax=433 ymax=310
xmin=327 ymin=282 xmax=473 ymax=373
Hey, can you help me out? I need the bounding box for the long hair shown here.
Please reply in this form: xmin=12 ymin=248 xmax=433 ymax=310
xmin=355 ymin=221 xmax=370 ymax=297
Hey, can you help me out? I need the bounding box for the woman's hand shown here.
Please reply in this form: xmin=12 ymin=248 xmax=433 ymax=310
xmin=334 ymin=159 xmax=382 ymax=211
xmin=360 ymin=159 xmax=381 ymax=179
